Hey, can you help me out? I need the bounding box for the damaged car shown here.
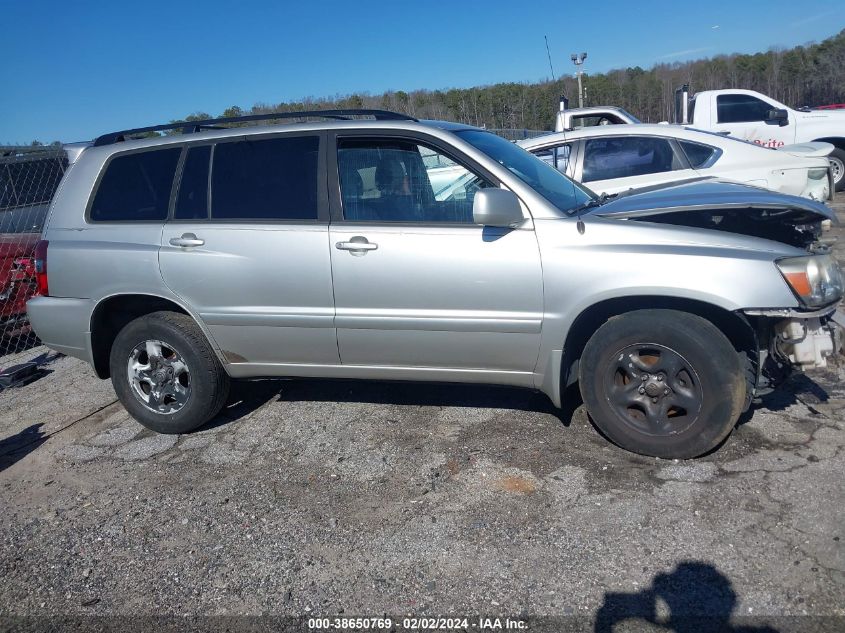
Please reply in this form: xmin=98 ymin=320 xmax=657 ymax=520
xmin=27 ymin=111 xmax=844 ymax=459
xmin=519 ymin=125 xmax=835 ymax=202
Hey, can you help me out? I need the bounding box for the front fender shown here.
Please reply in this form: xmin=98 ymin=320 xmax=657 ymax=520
xmin=532 ymin=216 xmax=802 ymax=404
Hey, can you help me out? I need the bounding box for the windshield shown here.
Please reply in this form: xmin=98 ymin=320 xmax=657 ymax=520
xmin=619 ymin=108 xmax=642 ymax=123
xmin=455 ymin=130 xmax=593 ymax=213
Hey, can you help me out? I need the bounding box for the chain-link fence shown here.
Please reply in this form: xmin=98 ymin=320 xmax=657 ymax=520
xmin=1 ymin=146 xmax=67 ymax=369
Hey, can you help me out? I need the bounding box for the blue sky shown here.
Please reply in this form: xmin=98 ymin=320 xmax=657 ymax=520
xmin=2 ymin=1 xmax=843 ymax=143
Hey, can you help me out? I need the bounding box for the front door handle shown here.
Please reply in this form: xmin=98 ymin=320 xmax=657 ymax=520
xmin=335 ymin=236 xmax=378 ymax=255
xmin=169 ymin=233 xmax=205 ymax=248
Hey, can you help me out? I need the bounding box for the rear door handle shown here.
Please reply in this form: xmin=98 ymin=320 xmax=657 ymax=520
xmin=169 ymin=233 xmax=205 ymax=248
xmin=335 ymin=236 xmax=378 ymax=255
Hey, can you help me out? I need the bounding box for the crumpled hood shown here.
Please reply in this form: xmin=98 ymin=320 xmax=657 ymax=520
xmin=593 ymin=179 xmax=836 ymax=223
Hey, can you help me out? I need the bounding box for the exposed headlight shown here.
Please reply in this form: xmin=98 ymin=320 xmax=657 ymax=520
xmin=807 ymin=167 xmax=828 ymax=180
xmin=776 ymin=254 xmax=844 ymax=307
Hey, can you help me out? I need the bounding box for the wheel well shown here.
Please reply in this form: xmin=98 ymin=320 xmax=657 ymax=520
xmin=561 ymin=297 xmax=757 ymax=390
xmin=813 ymin=137 xmax=845 ymax=151
xmin=90 ymin=295 xmax=188 ymax=379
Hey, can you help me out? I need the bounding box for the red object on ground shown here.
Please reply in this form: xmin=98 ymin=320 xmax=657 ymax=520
xmin=0 ymin=233 xmax=39 ymax=338
xmin=814 ymin=104 xmax=845 ymax=110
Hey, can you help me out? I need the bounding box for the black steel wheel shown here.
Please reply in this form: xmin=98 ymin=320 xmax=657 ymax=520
xmin=604 ymin=343 xmax=703 ymax=437
xmin=579 ymin=309 xmax=746 ymax=458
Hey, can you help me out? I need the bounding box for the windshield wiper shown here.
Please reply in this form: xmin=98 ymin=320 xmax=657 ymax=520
xmin=566 ymin=191 xmax=617 ymax=216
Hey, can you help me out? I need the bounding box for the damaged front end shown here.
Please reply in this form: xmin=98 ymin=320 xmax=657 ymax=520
xmin=743 ymin=307 xmax=844 ymax=397
xmin=595 ymin=180 xmax=844 ymax=396
xmin=593 ymin=179 xmax=837 ymax=249
xmin=746 ymin=249 xmax=843 ymax=388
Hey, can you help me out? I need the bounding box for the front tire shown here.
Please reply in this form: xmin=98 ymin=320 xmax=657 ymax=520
xmin=109 ymin=311 xmax=230 ymax=434
xmin=578 ymin=309 xmax=745 ymax=459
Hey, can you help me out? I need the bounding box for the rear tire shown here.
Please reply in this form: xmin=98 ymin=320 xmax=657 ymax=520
xmin=830 ymin=148 xmax=845 ymax=192
xmin=578 ymin=309 xmax=745 ymax=459
xmin=109 ymin=311 xmax=230 ymax=434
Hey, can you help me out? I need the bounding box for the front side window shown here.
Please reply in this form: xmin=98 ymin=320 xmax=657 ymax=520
xmin=337 ymin=139 xmax=492 ymax=223
xmin=90 ymin=148 xmax=181 ymax=222
xmin=211 ymin=135 xmax=319 ymax=221
xmin=581 ymin=137 xmax=681 ymax=182
xmin=679 ymin=140 xmax=719 ymax=169
xmin=716 ymin=94 xmax=772 ymax=123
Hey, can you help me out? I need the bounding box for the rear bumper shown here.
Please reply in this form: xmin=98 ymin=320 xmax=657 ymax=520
xmin=26 ymin=296 xmax=94 ymax=364
xmin=798 ymin=166 xmax=834 ymax=202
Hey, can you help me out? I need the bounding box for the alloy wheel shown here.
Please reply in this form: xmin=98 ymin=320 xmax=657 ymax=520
xmin=126 ymin=339 xmax=191 ymax=414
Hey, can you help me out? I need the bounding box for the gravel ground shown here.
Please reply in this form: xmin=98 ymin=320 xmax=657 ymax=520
xmin=1 ymin=195 xmax=844 ymax=632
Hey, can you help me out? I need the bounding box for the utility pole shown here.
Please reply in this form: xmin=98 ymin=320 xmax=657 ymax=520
xmin=571 ymin=52 xmax=587 ymax=108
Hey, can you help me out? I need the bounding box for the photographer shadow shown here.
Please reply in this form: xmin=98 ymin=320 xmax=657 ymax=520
xmin=595 ymin=561 xmax=778 ymax=633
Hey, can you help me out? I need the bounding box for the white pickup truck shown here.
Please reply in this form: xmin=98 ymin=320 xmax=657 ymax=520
xmin=555 ymin=88 xmax=845 ymax=191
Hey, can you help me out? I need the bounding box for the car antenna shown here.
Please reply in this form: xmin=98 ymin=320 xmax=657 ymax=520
xmin=545 ymin=36 xmax=556 ymax=80
xmin=556 ymin=94 xmax=586 ymax=234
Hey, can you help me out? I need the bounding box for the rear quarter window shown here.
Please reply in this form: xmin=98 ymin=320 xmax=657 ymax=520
xmin=90 ymin=148 xmax=181 ymax=222
xmin=679 ymin=141 xmax=719 ymax=169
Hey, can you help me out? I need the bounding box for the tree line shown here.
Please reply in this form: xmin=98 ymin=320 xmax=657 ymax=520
xmin=169 ymin=29 xmax=844 ymax=134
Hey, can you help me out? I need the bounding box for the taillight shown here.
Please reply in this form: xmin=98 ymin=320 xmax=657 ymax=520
xmin=34 ymin=240 xmax=49 ymax=296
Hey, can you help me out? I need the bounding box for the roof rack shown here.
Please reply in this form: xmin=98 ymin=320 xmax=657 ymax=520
xmin=93 ymin=109 xmax=418 ymax=147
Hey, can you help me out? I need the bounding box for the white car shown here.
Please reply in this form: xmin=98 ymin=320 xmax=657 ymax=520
xmin=519 ymin=125 xmax=834 ymax=201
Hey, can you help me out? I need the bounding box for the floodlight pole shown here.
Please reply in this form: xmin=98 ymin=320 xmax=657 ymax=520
xmin=571 ymin=52 xmax=587 ymax=108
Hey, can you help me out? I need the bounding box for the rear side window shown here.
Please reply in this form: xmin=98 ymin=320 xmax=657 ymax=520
xmin=90 ymin=148 xmax=180 ymax=222
xmin=211 ymin=136 xmax=319 ymax=221
xmin=582 ymin=137 xmax=682 ymax=182
xmin=679 ymin=141 xmax=719 ymax=169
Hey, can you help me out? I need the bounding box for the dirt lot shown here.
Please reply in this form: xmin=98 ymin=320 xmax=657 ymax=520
xmin=1 ymin=196 xmax=844 ymax=632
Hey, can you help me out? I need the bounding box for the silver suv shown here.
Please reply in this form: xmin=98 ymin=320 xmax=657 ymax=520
xmin=27 ymin=110 xmax=844 ymax=458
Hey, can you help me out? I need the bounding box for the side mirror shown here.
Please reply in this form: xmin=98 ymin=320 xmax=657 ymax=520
xmin=767 ymin=108 xmax=789 ymax=126
xmin=472 ymin=189 xmax=524 ymax=227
